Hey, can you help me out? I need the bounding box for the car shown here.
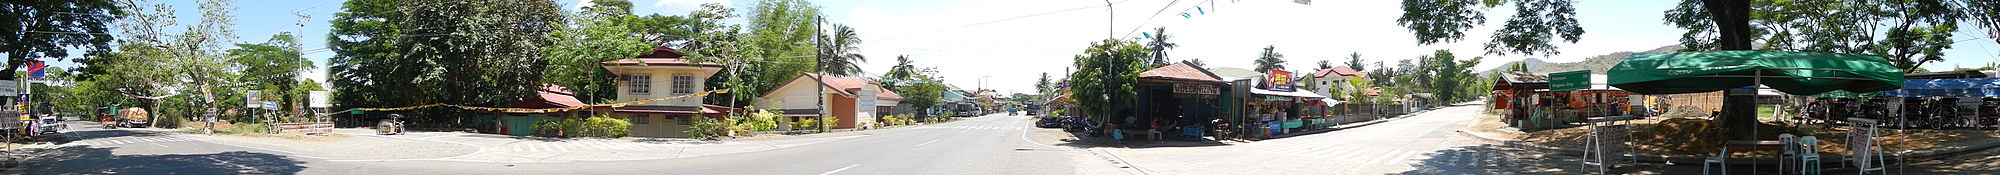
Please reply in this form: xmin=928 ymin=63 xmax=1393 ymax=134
xmin=38 ymin=117 xmax=66 ymax=134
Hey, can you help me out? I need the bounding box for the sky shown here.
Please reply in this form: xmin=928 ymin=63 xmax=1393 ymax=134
xmin=39 ymin=0 xmax=2000 ymax=96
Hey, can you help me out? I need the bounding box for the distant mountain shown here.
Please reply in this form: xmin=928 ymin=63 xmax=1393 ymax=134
xmin=1482 ymin=45 xmax=1687 ymax=76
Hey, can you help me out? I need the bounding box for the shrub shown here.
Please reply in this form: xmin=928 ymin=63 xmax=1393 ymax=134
xmin=534 ymin=114 xmax=631 ymax=138
xmin=154 ymin=115 xmax=187 ymax=129
xmin=685 ymin=117 xmax=725 ymax=139
xmin=821 ymin=117 xmax=840 ymax=130
xmin=742 ymin=108 xmax=780 ymax=132
xmin=793 ymin=118 xmax=818 ymax=130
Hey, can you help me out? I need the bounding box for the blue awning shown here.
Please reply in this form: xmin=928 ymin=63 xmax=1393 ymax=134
xmin=1883 ymin=78 xmax=2000 ymax=97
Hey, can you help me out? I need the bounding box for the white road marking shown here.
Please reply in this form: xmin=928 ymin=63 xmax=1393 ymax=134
xmin=1363 ymin=150 xmax=1401 ymax=165
xmin=513 ymin=145 xmax=524 ymax=152
xmin=819 ymin=164 xmax=859 ymax=175
xmin=554 ymin=144 xmax=572 ymax=152
xmin=110 ymin=140 xmax=127 ymax=144
xmin=915 ymin=139 xmax=942 ymax=147
xmin=1383 ymin=151 xmax=1420 ymax=165
xmin=152 ymin=143 xmax=171 ymax=147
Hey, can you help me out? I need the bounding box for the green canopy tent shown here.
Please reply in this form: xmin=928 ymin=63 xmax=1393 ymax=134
xmin=1607 ymin=50 xmax=1904 ymax=146
xmin=1608 ymin=51 xmax=1904 ymax=95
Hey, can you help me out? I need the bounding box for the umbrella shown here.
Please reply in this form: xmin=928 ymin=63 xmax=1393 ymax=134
xmin=1608 ymin=50 xmax=1904 ymax=95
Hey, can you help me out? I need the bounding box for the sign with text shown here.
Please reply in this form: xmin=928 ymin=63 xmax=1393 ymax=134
xmin=309 ymin=91 xmax=331 ymax=108
xmin=1173 ymin=83 xmax=1219 ymax=95
xmin=1549 ymin=70 xmax=1591 ymax=91
xmin=0 ymin=80 xmax=17 ymax=95
xmin=246 ymin=90 xmax=261 ymax=108
xmin=1266 ymin=70 xmax=1294 ymax=92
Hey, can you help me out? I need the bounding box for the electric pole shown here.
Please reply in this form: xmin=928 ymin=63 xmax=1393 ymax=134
xmin=814 ymin=15 xmax=827 ymax=133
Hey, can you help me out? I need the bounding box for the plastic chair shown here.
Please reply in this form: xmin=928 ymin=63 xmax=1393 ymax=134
xmin=1779 ymin=133 xmax=1797 ymax=173
xmin=1704 ymin=148 xmax=1727 ymax=175
xmin=1799 ymin=136 xmax=1821 ymax=175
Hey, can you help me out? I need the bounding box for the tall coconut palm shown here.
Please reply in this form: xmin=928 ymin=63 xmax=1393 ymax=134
xmin=819 ymin=24 xmax=867 ymax=76
xmin=1253 ymin=45 xmax=1286 ymax=72
xmin=1145 ymin=27 xmax=1177 ymax=67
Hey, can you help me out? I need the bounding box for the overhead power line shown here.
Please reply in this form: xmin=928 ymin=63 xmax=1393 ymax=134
xmin=960 ymin=0 xmax=1139 ymax=28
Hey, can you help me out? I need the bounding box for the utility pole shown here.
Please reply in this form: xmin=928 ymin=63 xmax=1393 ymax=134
xmin=1104 ymin=0 xmax=1114 ymax=39
xmin=813 ymin=15 xmax=827 ymax=133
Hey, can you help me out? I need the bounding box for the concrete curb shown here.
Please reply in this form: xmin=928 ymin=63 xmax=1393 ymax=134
xmin=1454 ymin=129 xmax=2000 ymax=166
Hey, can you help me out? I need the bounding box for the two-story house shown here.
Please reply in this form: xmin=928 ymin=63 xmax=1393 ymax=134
xmin=1309 ymin=66 xmax=1371 ymax=99
xmin=601 ymin=46 xmax=735 ymax=138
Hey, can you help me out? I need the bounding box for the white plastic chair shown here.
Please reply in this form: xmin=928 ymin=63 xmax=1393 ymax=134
xmin=1779 ymin=134 xmax=1796 ymax=173
xmin=1799 ymin=136 xmax=1821 ymax=175
xmin=1704 ymin=148 xmax=1726 ymax=175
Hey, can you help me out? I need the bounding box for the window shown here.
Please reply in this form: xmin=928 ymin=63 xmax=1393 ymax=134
xmin=628 ymin=114 xmax=650 ymax=124
xmin=623 ymin=74 xmax=651 ymax=94
xmin=671 ymin=74 xmax=696 ymax=95
xmin=675 ymin=116 xmax=693 ymax=125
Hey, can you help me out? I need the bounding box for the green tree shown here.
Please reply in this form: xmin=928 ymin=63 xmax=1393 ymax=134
xmin=1068 ymin=39 xmax=1148 ymax=126
xmin=328 ymin=0 xmax=564 ymax=126
xmin=543 ymin=1 xmax=652 ymax=103
xmin=744 ymin=0 xmax=823 ymax=98
xmin=1035 ymin=72 xmax=1051 ymax=93
xmin=1667 ymin=0 xmax=1980 ymax=73
xmin=229 ymin=33 xmax=313 ymax=110
xmin=393 ymin=0 xmax=563 ymax=120
xmin=899 ymin=69 xmax=949 ymax=116
xmin=327 ymin=0 xmax=407 ymax=112
xmin=1397 ymin=0 xmax=1584 ymax=56
xmin=884 ymin=55 xmax=918 ymax=85
xmin=1252 ymin=45 xmax=1286 ymax=72
xmin=818 ymin=24 xmax=866 ymax=76
xmin=1 ymin=0 xmax=123 ymax=80
xmin=1186 ymin=58 xmax=1206 ymax=68
xmin=1316 ymin=60 xmax=1332 ymax=70
xmin=1346 ymin=52 xmax=1366 ymax=71
xmin=1145 ymin=27 xmax=1178 ymax=68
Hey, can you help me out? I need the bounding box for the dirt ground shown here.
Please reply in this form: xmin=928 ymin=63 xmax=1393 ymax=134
xmin=1484 ymin=114 xmax=2000 ymax=158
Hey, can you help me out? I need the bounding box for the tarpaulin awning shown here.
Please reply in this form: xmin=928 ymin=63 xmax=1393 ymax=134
xmin=1607 ymin=51 xmax=1904 ymax=95
xmin=1882 ymin=78 xmax=2000 ymax=98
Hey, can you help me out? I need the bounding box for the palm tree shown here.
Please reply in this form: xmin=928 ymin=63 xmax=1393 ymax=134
xmin=1253 ymin=45 xmax=1286 ymax=72
xmin=1146 ymin=27 xmax=1178 ymax=67
xmin=819 ymin=24 xmax=866 ymax=76
xmin=885 ymin=55 xmax=917 ymax=80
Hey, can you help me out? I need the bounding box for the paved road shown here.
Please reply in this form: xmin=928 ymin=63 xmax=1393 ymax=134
xmin=1096 ymin=102 xmax=1579 ymax=174
xmin=15 ymin=114 xmax=1078 ymax=175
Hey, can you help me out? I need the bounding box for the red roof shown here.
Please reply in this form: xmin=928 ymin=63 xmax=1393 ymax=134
xmin=1139 ymin=61 xmax=1226 ymax=83
xmin=513 ymin=84 xmax=587 ymax=109
xmin=601 ymin=58 xmax=724 ymax=67
xmin=764 ymin=73 xmax=904 ymax=101
xmin=1313 ymin=66 xmax=1369 ymax=79
xmin=599 ymin=46 xmax=723 ymax=67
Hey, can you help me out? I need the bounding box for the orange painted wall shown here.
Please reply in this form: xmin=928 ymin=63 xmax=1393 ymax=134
xmin=833 ymin=95 xmax=858 ymax=129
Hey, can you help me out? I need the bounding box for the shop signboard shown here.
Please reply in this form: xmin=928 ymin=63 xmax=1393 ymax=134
xmin=1549 ymin=70 xmax=1590 ymax=91
xmin=309 ymin=91 xmax=331 ymax=108
xmin=246 ymin=90 xmax=261 ymax=108
xmin=1173 ymin=83 xmax=1219 ymax=95
xmin=1266 ymin=70 xmax=1294 ymax=91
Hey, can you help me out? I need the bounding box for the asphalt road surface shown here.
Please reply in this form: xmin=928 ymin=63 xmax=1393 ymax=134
xmin=16 ymin=114 xmax=1075 ymax=175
